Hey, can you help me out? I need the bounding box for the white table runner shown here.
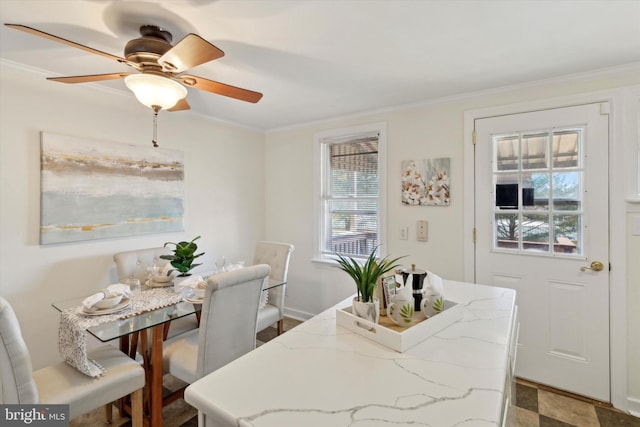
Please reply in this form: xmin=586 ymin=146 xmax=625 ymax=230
xmin=58 ymin=288 xmax=183 ymax=377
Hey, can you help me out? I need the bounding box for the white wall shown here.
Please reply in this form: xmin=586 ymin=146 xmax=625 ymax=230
xmin=264 ymin=66 xmax=640 ymax=410
xmin=0 ymin=61 xmax=265 ymax=370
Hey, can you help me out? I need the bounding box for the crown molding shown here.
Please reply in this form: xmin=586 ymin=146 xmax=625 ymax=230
xmin=266 ymin=62 xmax=640 ymax=134
xmin=4 ymin=57 xmax=639 ymax=136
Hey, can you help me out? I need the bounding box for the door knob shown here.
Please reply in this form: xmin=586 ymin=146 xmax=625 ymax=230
xmin=580 ymin=261 xmax=604 ymax=272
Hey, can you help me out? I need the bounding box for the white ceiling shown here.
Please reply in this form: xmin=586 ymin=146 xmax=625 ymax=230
xmin=1 ymin=0 xmax=639 ymax=131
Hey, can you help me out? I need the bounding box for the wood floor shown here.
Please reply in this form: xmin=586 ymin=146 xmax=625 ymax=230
xmin=71 ymin=317 xmax=640 ymax=427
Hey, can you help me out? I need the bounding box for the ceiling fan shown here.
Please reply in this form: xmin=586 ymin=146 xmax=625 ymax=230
xmin=5 ymin=23 xmax=263 ymax=112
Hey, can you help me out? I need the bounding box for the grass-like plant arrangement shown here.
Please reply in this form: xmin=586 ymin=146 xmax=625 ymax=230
xmin=335 ymin=247 xmax=405 ymax=303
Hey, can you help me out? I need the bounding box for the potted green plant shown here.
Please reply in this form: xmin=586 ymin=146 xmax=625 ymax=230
xmin=335 ymin=247 xmax=405 ymax=324
xmin=160 ymin=235 xmax=205 ymax=277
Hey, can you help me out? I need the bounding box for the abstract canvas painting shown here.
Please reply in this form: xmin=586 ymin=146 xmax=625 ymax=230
xmin=40 ymin=132 xmax=184 ymax=244
xmin=401 ymin=157 xmax=450 ymax=206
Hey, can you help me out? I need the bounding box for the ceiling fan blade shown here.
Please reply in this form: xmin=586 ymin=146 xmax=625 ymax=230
xmin=178 ymin=75 xmax=263 ymax=103
xmin=158 ymin=34 xmax=224 ymax=73
xmin=5 ymin=24 xmax=126 ymax=64
xmin=47 ymin=73 xmax=129 ymax=84
xmin=168 ymin=98 xmax=191 ymax=112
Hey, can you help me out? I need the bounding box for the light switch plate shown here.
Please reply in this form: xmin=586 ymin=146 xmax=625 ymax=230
xmin=400 ymin=226 xmax=409 ymax=240
xmin=417 ymin=220 xmax=428 ymax=241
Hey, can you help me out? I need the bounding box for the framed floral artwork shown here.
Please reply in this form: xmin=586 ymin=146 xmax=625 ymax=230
xmin=401 ymin=158 xmax=450 ymax=206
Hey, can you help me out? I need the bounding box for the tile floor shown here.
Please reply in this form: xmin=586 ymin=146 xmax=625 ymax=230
xmin=514 ymin=378 xmax=640 ymax=427
xmin=72 ymin=318 xmax=640 ymax=427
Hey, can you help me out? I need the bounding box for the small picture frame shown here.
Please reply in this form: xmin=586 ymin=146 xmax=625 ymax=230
xmin=381 ymin=275 xmax=398 ymax=307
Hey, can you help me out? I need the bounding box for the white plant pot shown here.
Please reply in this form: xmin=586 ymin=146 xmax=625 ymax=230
xmin=173 ymin=275 xmax=190 ymax=293
xmin=352 ymin=296 xmax=380 ymax=324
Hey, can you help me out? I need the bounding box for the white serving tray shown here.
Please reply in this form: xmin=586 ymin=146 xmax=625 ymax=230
xmin=336 ymin=299 xmax=463 ymax=352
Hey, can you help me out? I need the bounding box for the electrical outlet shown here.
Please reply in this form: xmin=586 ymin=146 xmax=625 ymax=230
xmin=417 ymin=220 xmax=428 ymax=241
xmin=400 ymin=226 xmax=409 ymax=240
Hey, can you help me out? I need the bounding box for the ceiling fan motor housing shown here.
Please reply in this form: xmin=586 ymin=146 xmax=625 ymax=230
xmin=124 ymin=25 xmax=173 ymax=67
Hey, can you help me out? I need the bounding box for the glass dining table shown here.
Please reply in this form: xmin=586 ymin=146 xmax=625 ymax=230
xmin=52 ymin=278 xmax=285 ymax=427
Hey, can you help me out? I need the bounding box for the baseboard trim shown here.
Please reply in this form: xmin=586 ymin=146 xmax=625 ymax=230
xmin=628 ymin=397 xmax=640 ymax=417
xmin=283 ymin=307 xmax=314 ymax=321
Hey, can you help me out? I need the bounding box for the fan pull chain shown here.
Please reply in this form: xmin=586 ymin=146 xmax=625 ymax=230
xmin=152 ymin=105 xmax=160 ymax=147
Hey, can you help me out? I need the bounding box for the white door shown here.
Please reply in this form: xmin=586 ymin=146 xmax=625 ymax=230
xmin=474 ymin=102 xmax=610 ymax=401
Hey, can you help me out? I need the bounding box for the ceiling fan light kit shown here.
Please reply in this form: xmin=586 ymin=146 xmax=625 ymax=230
xmin=124 ymin=73 xmax=187 ymax=110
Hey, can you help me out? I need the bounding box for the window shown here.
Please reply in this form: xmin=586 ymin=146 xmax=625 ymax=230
xmin=314 ymin=123 xmax=387 ymax=262
xmin=492 ymin=127 xmax=584 ymax=255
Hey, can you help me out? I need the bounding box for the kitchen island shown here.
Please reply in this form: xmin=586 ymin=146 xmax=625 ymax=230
xmin=185 ymin=280 xmax=518 ymax=427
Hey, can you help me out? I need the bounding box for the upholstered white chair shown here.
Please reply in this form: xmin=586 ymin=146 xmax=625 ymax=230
xmin=0 ymin=297 xmax=144 ymax=426
xmin=162 ymin=264 xmax=270 ymax=387
xmin=253 ymin=241 xmax=294 ymax=335
xmin=113 ymin=246 xmax=171 ymax=284
xmin=113 ymin=247 xmax=199 ymax=339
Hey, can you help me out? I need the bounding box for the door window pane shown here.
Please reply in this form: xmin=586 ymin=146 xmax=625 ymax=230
xmin=495 ymin=213 xmax=519 ymax=250
xmin=553 ymin=214 xmax=581 ymax=255
xmin=552 ymin=172 xmax=581 ymax=211
xmin=494 ymin=135 xmax=519 ymax=171
xmin=492 ymin=127 xmax=584 ymax=257
xmin=522 ymin=213 xmax=551 ymax=253
xmin=522 ymin=132 xmax=549 ymax=170
xmin=522 ymin=171 xmax=549 ymax=211
xmin=552 ymin=130 xmax=580 ymax=169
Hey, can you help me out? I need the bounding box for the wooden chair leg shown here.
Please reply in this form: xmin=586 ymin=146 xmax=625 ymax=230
xmin=105 ymin=403 xmax=113 ymax=423
xmin=277 ymin=319 xmax=284 ymax=335
xmin=131 ymin=388 xmax=143 ymax=427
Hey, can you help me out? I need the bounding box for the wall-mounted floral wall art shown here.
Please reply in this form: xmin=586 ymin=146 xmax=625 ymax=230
xmin=40 ymin=132 xmax=184 ymax=244
xmin=401 ymin=158 xmax=450 ymax=206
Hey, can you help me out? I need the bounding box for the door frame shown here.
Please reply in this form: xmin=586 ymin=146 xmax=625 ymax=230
xmin=463 ymin=89 xmax=628 ymax=411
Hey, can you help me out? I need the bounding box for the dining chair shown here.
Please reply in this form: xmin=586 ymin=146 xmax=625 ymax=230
xmin=162 ymin=264 xmax=270 ymax=396
xmin=253 ymin=241 xmax=295 ymax=335
xmin=113 ymin=247 xmax=199 ymax=339
xmin=113 ymin=246 xmax=171 ymax=284
xmin=0 ymin=297 xmax=145 ymax=426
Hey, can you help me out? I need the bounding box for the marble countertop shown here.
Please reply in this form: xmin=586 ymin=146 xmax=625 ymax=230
xmin=185 ymin=280 xmax=517 ymax=427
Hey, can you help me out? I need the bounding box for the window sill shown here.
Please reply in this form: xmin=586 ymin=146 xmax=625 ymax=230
xmin=311 ymin=257 xmax=340 ymax=266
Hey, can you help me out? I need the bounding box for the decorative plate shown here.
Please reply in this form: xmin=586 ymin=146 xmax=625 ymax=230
xmin=82 ymin=298 xmax=131 ymax=315
xmin=145 ymin=279 xmax=174 ymax=288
